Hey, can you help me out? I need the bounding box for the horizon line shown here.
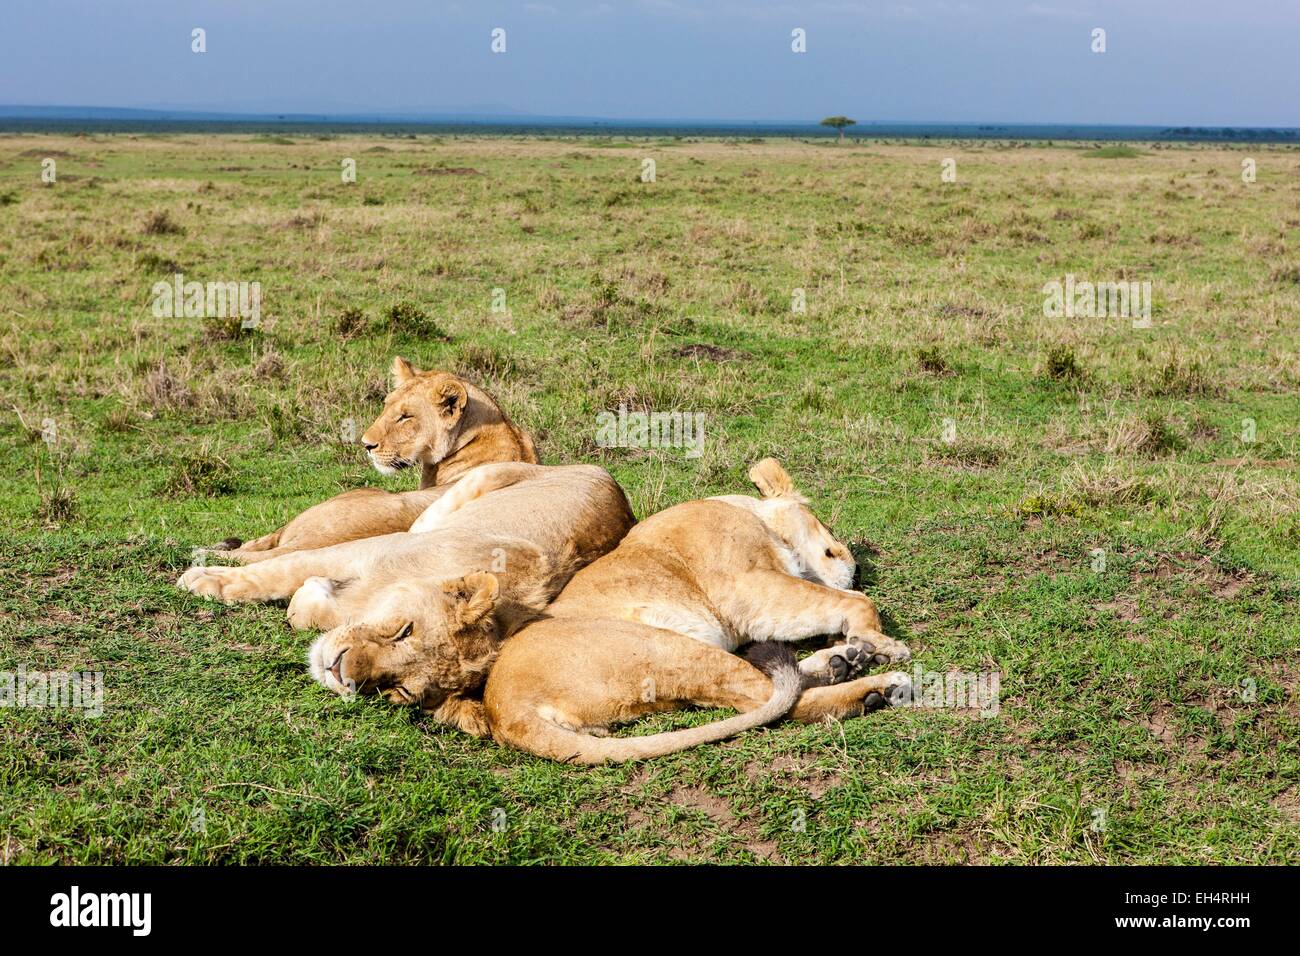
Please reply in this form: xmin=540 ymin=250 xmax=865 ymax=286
xmin=2 ymin=104 xmax=1299 ymax=134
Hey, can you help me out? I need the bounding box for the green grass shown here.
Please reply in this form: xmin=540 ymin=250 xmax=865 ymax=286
xmin=1 ymin=133 xmax=1298 ymax=864
xmin=1083 ymin=145 xmax=1147 ymax=159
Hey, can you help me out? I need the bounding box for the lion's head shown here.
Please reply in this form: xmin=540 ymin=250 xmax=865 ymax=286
xmin=736 ymin=458 xmax=856 ymax=590
xmin=308 ymin=572 xmax=502 ymax=714
xmin=360 ymin=357 xmax=471 ymax=476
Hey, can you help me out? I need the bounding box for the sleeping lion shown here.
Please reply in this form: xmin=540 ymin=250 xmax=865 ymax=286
xmin=310 ymin=459 xmax=914 ymax=762
xmin=179 ymin=462 xmax=636 ymax=731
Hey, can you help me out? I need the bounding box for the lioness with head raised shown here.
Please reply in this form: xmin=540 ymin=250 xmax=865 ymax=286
xmin=313 ymin=459 xmax=913 ymax=762
xmin=213 ymin=357 xmax=537 ymax=563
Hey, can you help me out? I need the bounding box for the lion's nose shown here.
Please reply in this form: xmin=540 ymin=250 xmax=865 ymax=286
xmin=361 ymin=439 xmax=378 ymax=451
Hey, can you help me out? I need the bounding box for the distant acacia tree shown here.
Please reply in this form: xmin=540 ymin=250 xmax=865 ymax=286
xmin=820 ymin=116 xmax=857 ymax=141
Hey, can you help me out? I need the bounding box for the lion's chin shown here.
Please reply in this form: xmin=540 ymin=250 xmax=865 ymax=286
xmin=368 ymin=453 xmax=410 ymax=476
xmin=307 ymin=636 xmax=330 ymax=686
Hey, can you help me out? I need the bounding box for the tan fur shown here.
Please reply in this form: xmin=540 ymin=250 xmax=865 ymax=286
xmin=301 ymin=458 xmax=911 ymax=763
xmin=178 ymin=462 xmax=636 ymax=731
xmin=485 ymin=622 xmax=906 ymax=763
xmin=481 ymin=463 xmax=914 ymax=763
xmin=215 ymin=358 xmax=537 ymax=563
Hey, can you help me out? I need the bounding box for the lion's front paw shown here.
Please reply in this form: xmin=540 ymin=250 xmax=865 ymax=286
xmin=177 ymin=565 xmax=250 ymax=603
xmin=287 ymin=577 xmax=336 ymax=630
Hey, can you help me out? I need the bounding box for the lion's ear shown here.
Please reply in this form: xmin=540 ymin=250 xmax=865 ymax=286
xmin=392 ymin=356 xmax=418 ymax=386
xmin=443 ymin=572 xmax=499 ymax=627
xmin=436 ymin=380 xmax=468 ymax=419
xmin=748 ymin=457 xmax=798 ymax=499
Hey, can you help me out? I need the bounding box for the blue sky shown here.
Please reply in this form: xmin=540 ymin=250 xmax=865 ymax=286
xmin=2 ymin=1 xmax=1296 ymax=125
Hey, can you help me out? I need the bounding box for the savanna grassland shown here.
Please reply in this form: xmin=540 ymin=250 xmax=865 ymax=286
xmin=0 ymin=132 xmax=1297 ymax=864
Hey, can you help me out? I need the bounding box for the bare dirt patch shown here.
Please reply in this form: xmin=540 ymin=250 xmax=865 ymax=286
xmin=670 ymin=343 xmax=747 ymax=363
xmin=745 ymin=754 xmax=845 ymax=800
xmin=412 ymin=165 xmax=483 ymax=177
xmin=1145 ymin=552 xmax=1253 ymax=599
xmin=664 ymin=786 xmax=781 ymax=861
xmin=1140 ymin=708 xmax=1178 ymax=746
xmin=1272 ymin=787 xmax=1300 ymax=822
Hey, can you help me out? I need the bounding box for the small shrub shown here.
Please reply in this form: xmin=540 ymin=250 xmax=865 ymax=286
xmin=335 ymin=307 xmax=368 ymax=340
xmin=1137 ymin=413 xmax=1182 ymax=455
xmin=139 ymin=360 xmax=194 ymax=411
xmin=253 ymin=349 xmax=285 ymax=380
xmin=202 ymin=314 xmax=257 ymax=342
xmin=917 ymin=347 xmax=950 ymax=375
xmin=1015 ymin=492 xmax=1085 ymax=520
xmin=1148 ymin=355 xmax=1216 ymax=397
xmin=1270 ymin=264 xmax=1300 ymax=285
xmin=265 ymin=403 xmax=308 ymax=443
xmin=38 ymin=484 xmax=77 ymax=525
xmin=136 ymin=252 xmax=182 ymax=274
xmin=1044 ymin=344 xmax=1084 ymax=382
xmin=457 ymin=343 xmax=519 ymax=379
xmin=1068 ymin=467 xmax=1161 ymax=508
xmin=1105 ymin=413 xmax=1182 ymax=456
xmin=282 ymin=210 xmax=326 ymax=229
xmin=141 ymin=210 xmax=184 ymax=236
xmin=798 ymin=382 xmax=830 ymax=412
xmin=1084 ymin=146 xmax=1144 ymax=159
xmin=163 ymin=452 xmax=236 ymax=497
xmin=931 ymin=439 xmax=1003 ymax=469
xmin=382 ymin=302 xmax=449 ymax=340
xmin=98 ymin=407 xmax=136 ymax=434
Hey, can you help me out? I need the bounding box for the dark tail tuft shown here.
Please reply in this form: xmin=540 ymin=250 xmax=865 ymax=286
xmin=740 ymin=641 xmax=796 ymax=676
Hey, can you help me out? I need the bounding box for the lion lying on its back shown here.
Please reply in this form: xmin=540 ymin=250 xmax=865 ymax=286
xmin=314 ymin=459 xmax=913 ymax=762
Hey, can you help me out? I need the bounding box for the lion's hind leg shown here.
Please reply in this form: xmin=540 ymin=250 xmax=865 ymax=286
xmin=787 ymin=670 xmax=913 ymax=723
xmin=720 ymin=569 xmax=912 ymax=665
xmin=484 ymin=619 xmax=785 ymax=761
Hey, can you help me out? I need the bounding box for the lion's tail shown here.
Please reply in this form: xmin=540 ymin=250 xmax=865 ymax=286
xmin=542 ymin=645 xmax=801 ymax=765
xmin=202 ymin=527 xmax=288 ymax=564
xmin=232 ymin=528 xmax=282 ymax=552
xmin=209 ymin=527 xmax=281 ymax=554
